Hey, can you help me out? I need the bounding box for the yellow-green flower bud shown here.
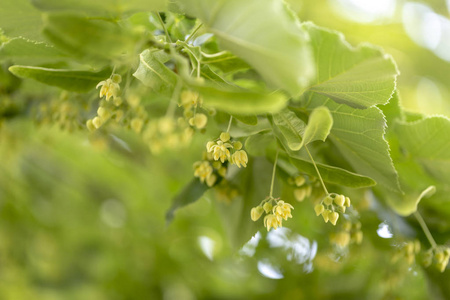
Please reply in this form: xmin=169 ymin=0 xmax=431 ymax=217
xmin=206 ymin=141 xmax=216 ymax=152
xmin=329 ymin=212 xmax=339 ymax=226
xmin=353 ymin=230 xmax=363 ymax=245
xmin=193 ymin=113 xmax=208 ymax=129
xmin=344 ymin=196 xmax=351 ymax=207
xmin=305 ymin=185 xmax=312 ymax=197
xmin=92 ymin=116 xmax=103 ymax=129
xmin=97 ymin=107 xmax=111 ymax=120
xmin=322 ymin=210 xmax=330 ymax=223
xmin=435 ymin=251 xmax=445 ymax=264
xmin=233 ymin=141 xmax=243 ymax=150
xmin=294 ymin=176 xmax=305 ymax=187
xmin=406 ymin=242 xmax=415 ymax=255
xmin=334 ymin=194 xmax=345 ymax=207
xmin=437 ymin=261 xmax=448 ymax=273
xmin=423 ymin=251 xmax=433 ymax=267
xmin=343 ymin=221 xmax=352 ymax=232
xmin=86 ymin=119 xmax=96 ymax=132
xmin=294 ymin=188 xmax=306 ymax=202
xmin=314 ymin=203 xmax=325 ymax=216
xmin=406 ymin=253 xmax=415 ymax=265
xmin=445 ymin=248 xmax=450 ymax=257
xmin=333 ymin=231 xmax=351 ymax=248
xmin=220 ymin=132 xmax=230 ymax=142
xmin=251 ymin=206 xmax=264 ymax=221
xmin=206 ymin=174 xmax=217 ymax=187
xmin=263 ymin=202 xmax=273 ymax=214
xmin=131 ymin=118 xmax=144 ymax=133
xmin=111 ymin=74 xmax=122 ymax=84
xmin=323 ymin=195 xmax=333 ymax=206
xmin=113 ymin=97 xmax=123 ymax=107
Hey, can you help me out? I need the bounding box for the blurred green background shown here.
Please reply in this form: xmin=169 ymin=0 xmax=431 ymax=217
xmin=1 ymin=0 xmax=450 ymax=299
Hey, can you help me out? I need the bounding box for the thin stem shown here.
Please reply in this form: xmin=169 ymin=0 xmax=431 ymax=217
xmin=414 ymin=211 xmax=437 ymax=249
xmin=185 ymin=23 xmax=203 ymax=44
xmin=305 ymin=145 xmax=329 ymax=195
xmin=226 ymin=116 xmax=233 ymax=132
xmin=269 ymin=151 xmax=279 ymax=198
xmin=155 ymin=12 xmax=172 ymax=43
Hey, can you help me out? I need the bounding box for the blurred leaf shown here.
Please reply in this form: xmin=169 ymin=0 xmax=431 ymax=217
xmin=32 ymin=0 xmax=166 ymax=18
xmin=303 ymin=23 xmax=399 ymax=108
xmin=272 ymin=109 xmax=306 ymax=151
xmin=193 ymin=85 xmax=288 ymax=115
xmin=0 ymin=37 xmax=66 ymax=64
xmin=133 ymin=49 xmax=179 ymax=96
xmin=8 ymin=66 xmax=110 ymax=92
xmin=0 ymin=0 xmax=44 ymax=41
xmin=178 ymin=0 xmax=315 ymax=96
xmin=233 ymin=114 xmax=258 ymax=126
xmin=300 ymin=106 xmax=333 ymax=148
xmin=304 ymin=93 xmax=401 ymax=192
xmin=42 ymin=12 xmax=136 ymax=63
xmin=201 ymin=51 xmax=250 ymax=75
xmin=166 ymin=178 xmax=209 ymax=223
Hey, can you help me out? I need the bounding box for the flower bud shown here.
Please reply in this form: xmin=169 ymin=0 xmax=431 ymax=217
xmin=333 ymin=231 xmax=351 ymax=248
xmin=295 ymin=175 xmax=305 ymax=187
xmin=206 ymin=174 xmax=217 ymax=187
xmin=111 ymin=74 xmax=122 ymax=84
xmin=334 ymin=194 xmax=345 ymax=207
xmin=294 ymin=188 xmax=306 ymax=202
xmin=220 ymin=132 xmax=230 ymax=142
xmin=435 ymin=251 xmax=445 ymax=264
xmin=233 ymin=141 xmax=243 ymax=150
xmin=353 ymin=230 xmax=363 ymax=245
xmin=344 ymin=196 xmax=351 ymax=207
xmin=86 ymin=119 xmax=96 ymax=132
xmin=263 ymin=202 xmax=273 ymax=214
xmin=323 ymin=195 xmax=333 ymax=206
xmin=251 ymin=207 xmax=264 ymax=221
xmin=343 ymin=221 xmax=352 ymax=232
xmin=322 ymin=210 xmax=330 ymax=223
xmin=314 ymin=203 xmax=325 ymax=216
xmin=329 ymin=212 xmax=339 ymax=226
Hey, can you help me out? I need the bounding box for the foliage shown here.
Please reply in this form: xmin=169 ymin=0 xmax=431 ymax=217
xmin=1 ymin=0 xmax=449 ymax=299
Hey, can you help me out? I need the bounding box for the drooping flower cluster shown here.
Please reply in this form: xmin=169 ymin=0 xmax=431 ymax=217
xmin=193 ymin=151 xmax=228 ymax=187
xmin=143 ymin=117 xmax=194 ymax=154
xmin=329 ymin=220 xmax=363 ymax=248
xmin=314 ymin=194 xmax=351 ymax=226
xmin=251 ymin=197 xmax=294 ymax=231
xmin=422 ymin=246 xmax=450 ymax=272
xmin=206 ymin=132 xmax=248 ymax=168
xmin=179 ymin=89 xmax=211 ymax=130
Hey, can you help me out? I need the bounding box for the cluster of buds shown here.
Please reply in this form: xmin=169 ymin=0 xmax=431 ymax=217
xmin=36 ymin=95 xmax=84 ymax=132
xmin=179 ymin=90 xmax=209 ymax=130
xmin=330 ymin=220 xmax=363 ymax=248
xmin=193 ymin=151 xmax=228 ymax=187
xmin=206 ymin=132 xmax=248 ymax=168
xmin=143 ymin=117 xmax=194 ymax=154
xmin=251 ymin=197 xmax=294 ymax=231
xmin=214 ymin=180 xmax=240 ymax=204
xmin=287 ymin=174 xmax=313 ymax=202
xmin=422 ymin=246 xmax=450 ymax=272
xmin=314 ymin=194 xmax=351 ymax=226
xmin=392 ymin=240 xmax=421 ymax=266
xmin=86 ymin=96 xmax=124 ymax=131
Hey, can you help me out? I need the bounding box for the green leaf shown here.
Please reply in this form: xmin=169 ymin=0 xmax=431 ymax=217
xmin=42 ymin=12 xmax=136 ymax=63
xmin=201 ymin=51 xmax=250 ymax=75
xmin=303 ymin=93 xmax=401 ymax=192
xmin=386 ymin=185 xmax=436 ymax=217
xmin=300 ymin=106 xmax=333 ymax=148
xmin=303 ymin=23 xmax=399 ymax=108
xmin=32 ymin=0 xmax=166 ymax=18
xmin=285 ymin=154 xmax=376 ymax=188
xmin=0 ymin=37 xmax=66 ymax=64
xmin=193 ymin=85 xmax=288 ymax=115
xmin=394 ymin=116 xmax=450 ymax=182
xmin=8 ymin=65 xmax=111 ymax=92
xmin=133 ymin=49 xmax=179 ymax=96
xmin=0 ymin=0 xmax=44 ymax=41
xmin=178 ymin=0 xmax=315 ymax=96
xmin=166 ymin=178 xmax=209 ymax=223
xmin=244 ymin=131 xmax=276 ymax=157
xmin=272 ymin=109 xmax=306 ymax=151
